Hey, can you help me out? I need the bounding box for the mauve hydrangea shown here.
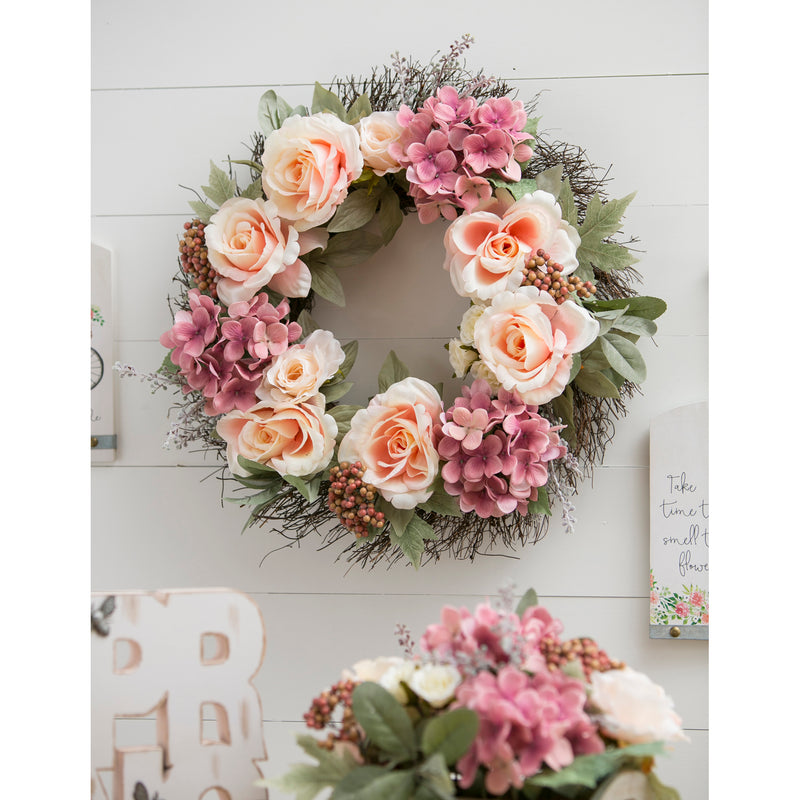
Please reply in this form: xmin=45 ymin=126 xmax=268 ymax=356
xmin=433 ymin=379 xmax=566 ymax=518
xmin=388 ymin=87 xmax=533 ymax=223
xmin=159 ymin=289 xmax=302 ymax=416
xmin=453 ymin=665 xmax=605 ymax=795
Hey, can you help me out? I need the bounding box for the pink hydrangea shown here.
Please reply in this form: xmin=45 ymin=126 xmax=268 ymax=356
xmin=434 ymin=380 xmax=567 ymax=518
xmin=453 ymin=665 xmax=604 ymax=795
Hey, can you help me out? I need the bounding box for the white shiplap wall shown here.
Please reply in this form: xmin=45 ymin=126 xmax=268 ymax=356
xmin=91 ymin=1 xmax=708 ymax=798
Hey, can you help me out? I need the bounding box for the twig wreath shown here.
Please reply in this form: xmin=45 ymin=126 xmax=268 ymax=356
xmin=121 ymin=37 xmax=666 ymax=569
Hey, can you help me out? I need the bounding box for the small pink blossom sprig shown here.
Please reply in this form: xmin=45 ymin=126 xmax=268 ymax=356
xmin=433 ymin=380 xmax=567 ymax=518
xmin=159 ymin=289 xmax=302 ymax=416
xmin=388 ymin=87 xmax=534 ymax=223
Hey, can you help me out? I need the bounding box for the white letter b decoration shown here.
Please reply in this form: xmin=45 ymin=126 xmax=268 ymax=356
xmin=91 ymin=588 xmax=268 ymax=800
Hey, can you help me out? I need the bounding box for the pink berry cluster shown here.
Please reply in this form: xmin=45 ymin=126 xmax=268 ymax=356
xmin=434 ymin=380 xmax=567 ymax=518
xmin=159 ymin=289 xmax=302 ymax=416
xmin=522 ymin=249 xmax=597 ymax=304
xmin=388 ymin=86 xmax=533 ymax=223
xmin=540 ymin=635 xmax=624 ymax=681
xmin=179 ymin=218 xmax=219 ymax=299
xmin=327 ymin=461 xmax=386 ymax=539
xmin=303 ymin=678 xmax=360 ymax=750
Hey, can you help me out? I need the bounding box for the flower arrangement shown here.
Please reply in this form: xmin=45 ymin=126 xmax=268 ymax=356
xmin=120 ymin=37 xmax=666 ymax=568
xmin=268 ymin=588 xmax=684 ymax=799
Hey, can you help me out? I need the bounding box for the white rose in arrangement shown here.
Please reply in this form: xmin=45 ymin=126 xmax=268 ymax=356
xmin=469 ymin=359 xmax=502 ymax=393
xmin=261 ymin=112 xmax=363 ymax=231
xmin=342 ymin=656 xmax=405 ymax=683
xmin=459 ymin=303 xmax=486 ymax=346
xmin=356 ymin=111 xmax=404 ymax=176
xmin=447 ymin=339 xmax=478 ymax=378
xmin=379 ymin=660 xmax=418 ymax=704
xmin=589 ymin=667 xmax=690 ymax=745
xmin=409 ymin=663 xmax=462 ymax=708
xmin=258 ymin=329 xmax=346 ymax=405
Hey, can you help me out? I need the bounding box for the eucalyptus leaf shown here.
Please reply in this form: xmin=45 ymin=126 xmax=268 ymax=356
xmin=339 ymin=340 xmax=358 ymax=379
xmin=282 ymin=474 xmax=317 ymax=502
xmin=332 ymin=767 xmax=415 ymax=800
xmin=350 ymin=682 xmax=416 ymax=761
xmin=421 ymin=708 xmax=479 ymax=765
xmin=311 ymin=82 xmax=348 ymax=120
xmin=321 ymin=381 xmax=354 ymax=403
xmin=568 ymin=353 xmax=582 ymax=383
xmin=346 ymin=92 xmax=373 ymax=123
xmin=574 ymin=370 xmax=621 ymax=398
xmin=377 ymin=188 xmax=404 ymax=245
xmin=309 ymin=261 xmax=346 ymax=306
xmin=585 ymin=295 xmax=667 ymax=321
xmin=515 ymin=588 xmax=539 ymax=616
xmin=257 ymin=89 xmax=294 ymax=136
xmin=611 ymin=314 xmax=658 ymax=337
xmin=599 ymin=333 xmax=647 ymax=383
xmin=378 ymin=350 xmax=411 ymax=392
xmin=579 ymin=344 xmax=611 ymax=373
xmin=416 ymin=753 xmax=455 ymax=798
xmin=323 ymin=230 xmax=384 ymax=267
xmin=237 ymin=456 xmax=279 ymax=476
xmin=327 ymin=189 xmax=381 ymax=233
xmin=328 ymin=404 xmax=361 ymax=425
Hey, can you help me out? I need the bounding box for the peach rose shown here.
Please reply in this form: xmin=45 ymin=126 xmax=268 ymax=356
xmin=216 ymin=393 xmax=336 ymax=478
xmin=444 ymin=190 xmax=580 ymax=302
xmin=338 ymin=377 xmax=442 ymax=509
xmin=257 ymin=329 xmax=345 ymax=405
xmin=206 ymin=196 xmax=322 ymax=306
xmin=356 ymin=111 xmax=404 ymax=176
xmin=472 ymin=288 xmax=599 ymax=404
xmin=260 ymin=112 xmax=363 ymax=231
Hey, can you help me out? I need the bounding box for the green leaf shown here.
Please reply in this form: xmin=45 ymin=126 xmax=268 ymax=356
xmin=421 ymin=708 xmax=478 ymax=765
xmin=577 ymin=239 xmax=639 ymax=273
xmin=578 ymin=192 xmax=636 ymax=247
xmin=350 ymin=682 xmax=416 ymax=761
xmin=346 ymin=92 xmax=373 ymax=123
xmin=297 ymin=309 xmax=320 ymax=336
xmin=574 ymin=369 xmax=621 ymax=398
xmin=159 ymin=350 xmax=179 ymax=375
xmin=202 ymin=160 xmax=237 ymax=207
xmin=585 ymin=295 xmax=667 ymax=321
xmin=321 ymin=381 xmax=354 ymax=403
xmin=419 ymin=483 xmax=463 ymax=518
xmin=258 ymin=89 xmax=294 ymax=136
xmin=327 ymin=189 xmax=381 ymax=233
xmin=507 ymin=177 xmax=539 ymax=200
xmin=282 ymin=474 xmax=317 ymax=502
xmin=237 ymin=456 xmax=278 ymax=476
xmin=568 ymin=352 xmax=582 ymax=383
xmin=239 ymin=178 xmax=264 ymax=200
xmin=646 ymin=772 xmax=682 ymax=800
xmin=527 ymin=490 xmax=551 ymax=516
xmin=339 ymin=340 xmax=359 ymax=379
xmin=262 ymin=734 xmax=359 ymax=800
xmin=388 ymin=512 xmax=435 ymax=569
xmin=546 ymin=386 xmax=576 ymax=448
xmin=558 ymin=179 xmax=578 ymax=227
xmin=311 ymin=82 xmax=348 ymax=120
xmin=382 ymin=503 xmax=415 ymax=535
xmin=376 ymin=187 xmax=404 ymax=245
xmin=323 ymin=230 xmax=384 ymax=267
xmin=228 ymin=158 xmax=263 ymax=173
xmin=515 ymin=588 xmax=539 ymax=616
xmin=416 ymin=753 xmax=456 ymax=798
xmin=524 ymin=116 xmax=540 ymax=138
xmin=579 ymin=343 xmax=611 ymax=373
xmin=309 ymin=261 xmax=346 ymax=306
xmin=378 ymin=350 xmax=411 ymax=392
xmin=328 ymin=403 xmax=361 ymax=441
xmin=533 ymin=165 xmax=563 ymax=197
xmin=228 ymin=482 xmax=284 ymax=509
xmin=599 ymin=333 xmax=647 ymax=383
xmin=188 ymin=199 xmax=217 ymax=224
xmin=332 ymin=767 xmax=415 ymax=800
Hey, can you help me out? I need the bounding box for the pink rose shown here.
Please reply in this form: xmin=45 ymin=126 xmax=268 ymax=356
xmin=472 ymin=288 xmax=599 ymax=404
xmin=257 ymin=329 xmax=345 ymax=405
xmin=216 ymin=393 xmax=337 ymax=478
xmin=260 ymin=113 xmax=363 ymax=231
xmin=674 ymin=602 xmax=690 ymax=618
xmin=443 ymin=190 xmax=580 ymax=301
xmin=690 ymin=591 xmax=705 ymax=607
xmin=206 ymin=196 xmax=321 ymax=306
xmin=338 ymin=377 xmax=443 ymax=509
xmin=356 ymin=111 xmax=404 ymax=176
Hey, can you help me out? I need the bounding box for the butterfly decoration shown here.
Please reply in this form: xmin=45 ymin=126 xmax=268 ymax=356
xmin=90 ymin=595 xmax=116 ymax=636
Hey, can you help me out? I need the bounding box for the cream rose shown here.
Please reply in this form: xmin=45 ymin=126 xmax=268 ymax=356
xmin=472 ymin=287 xmax=599 ymax=404
xmin=257 ymin=329 xmax=345 ymax=405
xmin=443 ymin=190 xmax=580 ymax=302
xmin=216 ymin=393 xmax=336 ymax=478
xmin=338 ymin=377 xmax=442 ymax=509
xmin=260 ymin=113 xmax=363 ymax=231
xmin=379 ymin=660 xmax=418 ymax=704
xmin=342 ymin=656 xmax=405 ymax=683
xmin=356 ymin=111 xmax=404 ymax=176
xmin=205 ymin=196 xmax=317 ymax=306
xmin=408 ymin=663 xmax=461 ymax=708
xmin=459 ymin=303 xmax=486 ymax=346
xmin=447 ymin=339 xmax=478 ymax=378
xmin=589 ymin=667 xmax=689 ymax=745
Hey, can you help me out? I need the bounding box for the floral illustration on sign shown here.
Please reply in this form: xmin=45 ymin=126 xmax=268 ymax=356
xmin=650 ymin=570 xmax=709 ymax=626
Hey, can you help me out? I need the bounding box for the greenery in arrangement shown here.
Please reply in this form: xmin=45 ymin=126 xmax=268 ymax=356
xmin=118 ymin=36 xmax=666 ymax=568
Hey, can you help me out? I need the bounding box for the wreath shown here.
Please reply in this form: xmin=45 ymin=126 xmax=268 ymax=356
xmin=121 ymin=38 xmax=666 ymax=569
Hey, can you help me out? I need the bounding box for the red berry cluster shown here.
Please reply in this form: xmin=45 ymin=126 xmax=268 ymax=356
xmin=522 ymin=249 xmax=597 ymax=304
xmin=328 ymin=461 xmax=385 ymax=539
xmin=540 ymin=635 xmax=624 ymax=680
xmin=303 ymin=678 xmax=360 ymax=749
xmin=179 ymin=219 xmax=219 ymax=299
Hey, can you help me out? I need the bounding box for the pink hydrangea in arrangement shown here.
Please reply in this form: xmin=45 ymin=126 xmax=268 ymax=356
xmin=279 ymin=589 xmax=684 ymax=799
xmin=434 ymin=379 xmax=566 ymax=517
xmin=389 ymin=86 xmax=534 ymax=223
